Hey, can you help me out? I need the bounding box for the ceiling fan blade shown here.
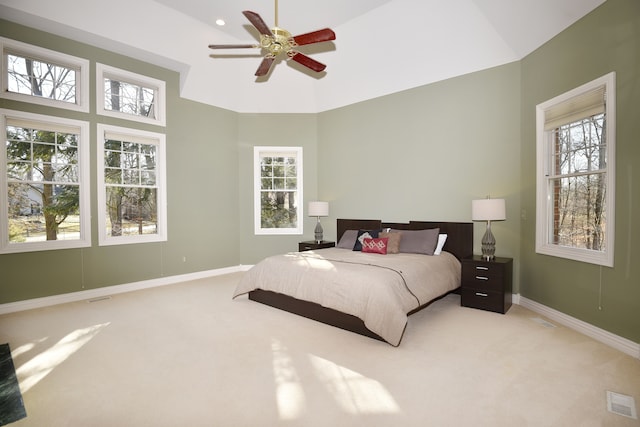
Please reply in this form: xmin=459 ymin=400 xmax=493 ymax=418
xmin=208 ymin=44 xmax=258 ymax=49
xmin=255 ymin=57 xmax=276 ymax=76
xmin=292 ymin=28 xmax=336 ymax=46
xmin=289 ymin=52 xmax=326 ymax=72
xmin=242 ymin=11 xmax=272 ymax=36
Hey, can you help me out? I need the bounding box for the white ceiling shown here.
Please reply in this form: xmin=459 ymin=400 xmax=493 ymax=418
xmin=154 ymin=0 xmax=393 ymax=41
xmin=0 ymin=0 xmax=606 ymax=113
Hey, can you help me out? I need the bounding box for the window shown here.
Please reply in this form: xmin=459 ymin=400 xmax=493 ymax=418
xmin=1 ymin=37 xmax=89 ymax=112
xmin=1 ymin=110 xmax=90 ymax=253
xmin=96 ymin=63 xmax=166 ymax=126
xmin=536 ymin=72 xmax=615 ymax=267
xmin=254 ymin=146 xmax=303 ymax=235
xmin=97 ymin=124 xmax=167 ymax=245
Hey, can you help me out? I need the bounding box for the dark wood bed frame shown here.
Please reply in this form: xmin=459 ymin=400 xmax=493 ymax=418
xmin=248 ymin=218 xmax=473 ymax=343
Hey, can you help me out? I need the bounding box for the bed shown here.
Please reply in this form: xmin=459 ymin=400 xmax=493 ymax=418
xmin=233 ymin=218 xmax=473 ymax=346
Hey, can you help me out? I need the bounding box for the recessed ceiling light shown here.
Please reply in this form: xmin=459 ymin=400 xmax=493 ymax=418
xmin=215 ymin=19 xmax=225 ymax=26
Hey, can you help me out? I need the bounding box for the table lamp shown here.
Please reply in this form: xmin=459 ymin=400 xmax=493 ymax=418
xmin=472 ymin=197 xmax=506 ymax=260
xmin=308 ymin=201 xmax=329 ymax=243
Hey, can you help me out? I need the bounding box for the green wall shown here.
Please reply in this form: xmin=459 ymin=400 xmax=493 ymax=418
xmin=237 ymin=113 xmax=320 ymax=264
xmin=0 ymin=20 xmax=240 ymax=302
xmin=519 ymin=0 xmax=640 ymax=342
xmin=317 ymin=62 xmax=522 ymax=288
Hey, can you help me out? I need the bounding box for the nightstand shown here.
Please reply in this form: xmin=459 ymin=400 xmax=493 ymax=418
xmin=298 ymin=241 xmax=335 ymax=252
xmin=461 ymin=256 xmax=513 ymax=314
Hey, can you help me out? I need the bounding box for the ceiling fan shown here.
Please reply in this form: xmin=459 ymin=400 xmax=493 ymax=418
xmin=208 ymin=0 xmax=336 ymax=77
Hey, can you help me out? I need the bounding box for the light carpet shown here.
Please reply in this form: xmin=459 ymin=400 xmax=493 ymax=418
xmin=0 ymin=272 xmax=638 ymax=427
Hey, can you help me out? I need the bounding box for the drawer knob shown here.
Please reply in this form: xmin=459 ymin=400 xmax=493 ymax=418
xmin=475 ymin=266 xmax=489 ymax=271
xmin=475 ymin=292 xmax=489 ymax=297
xmin=475 ymin=276 xmax=489 ymax=280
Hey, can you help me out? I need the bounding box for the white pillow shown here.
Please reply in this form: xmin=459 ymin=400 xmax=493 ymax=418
xmin=433 ymin=234 xmax=448 ymax=255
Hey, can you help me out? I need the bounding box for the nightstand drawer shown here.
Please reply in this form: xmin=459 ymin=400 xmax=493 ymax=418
xmin=462 ymin=263 xmax=504 ymax=281
xmin=461 ymin=288 xmax=505 ymax=313
xmin=298 ymin=241 xmax=335 ymax=252
xmin=461 ymin=271 xmax=505 ymax=292
xmin=299 ymin=243 xmax=317 ymax=251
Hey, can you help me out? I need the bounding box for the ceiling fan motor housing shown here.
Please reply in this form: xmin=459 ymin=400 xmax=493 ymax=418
xmin=260 ymin=27 xmax=295 ymax=57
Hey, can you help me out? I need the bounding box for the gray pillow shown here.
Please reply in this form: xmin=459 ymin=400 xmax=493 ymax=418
xmin=392 ymin=228 xmax=440 ymax=255
xmin=337 ymin=229 xmax=359 ymax=249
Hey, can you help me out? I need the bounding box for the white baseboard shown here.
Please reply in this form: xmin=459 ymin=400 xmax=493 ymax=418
xmin=0 ymin=265 xmax=247 ymax=315
xmin=515 ymin=294 xmax=640 ymax=359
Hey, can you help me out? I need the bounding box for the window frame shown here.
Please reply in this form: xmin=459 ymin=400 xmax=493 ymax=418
xmin=0 ymin=109 xmax=91 ymax=254
xmin=96 ymin=124 xmax=167 ymax=246
xmin=535 ymin=72 xmax=616 ymax=267
xmin=96 ymin=63 xmax=166 ymax=127
xmin=0 ymin=37 xmax=90 ymax=112
xmin=254 ymin=146 xmax=303 ymax=235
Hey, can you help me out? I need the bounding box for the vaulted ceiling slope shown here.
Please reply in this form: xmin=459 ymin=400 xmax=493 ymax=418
xmin=0 ymin=0 xmax=605 ymax=113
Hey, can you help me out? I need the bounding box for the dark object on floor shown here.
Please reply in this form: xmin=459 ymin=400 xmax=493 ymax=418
xmin=0 ymin=343 xmax=27 ymax=426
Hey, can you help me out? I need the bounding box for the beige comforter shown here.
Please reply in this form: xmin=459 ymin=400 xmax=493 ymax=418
xmin=233 ymin=247 xmax=461 ymax=346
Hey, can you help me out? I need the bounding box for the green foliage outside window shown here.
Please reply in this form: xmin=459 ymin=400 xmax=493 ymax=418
xmin=260 ymin=156 xmax=298 ymax=229
xmin=5 ymin=125 xmax=80 ymax=243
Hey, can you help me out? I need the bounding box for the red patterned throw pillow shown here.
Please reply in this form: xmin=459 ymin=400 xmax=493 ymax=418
xmin=361 ymin=237 xmax=389 ymax=254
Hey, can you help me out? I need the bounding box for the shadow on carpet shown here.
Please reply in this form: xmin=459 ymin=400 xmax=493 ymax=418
xmin=0 ymin=343 xmax=26 ymax=426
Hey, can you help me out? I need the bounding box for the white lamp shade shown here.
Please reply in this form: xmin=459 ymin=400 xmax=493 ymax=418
xmin=308 ymin=201 xmax=329 ymax=217
xmin=472 ymin=198 xmax=506 ymax=221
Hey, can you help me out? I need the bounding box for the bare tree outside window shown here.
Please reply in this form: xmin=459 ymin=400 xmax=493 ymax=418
xmin=551 ymin=114 xmax=606 ymax=251
xmin=104 ymin=77 xmax=156 ymax=119
xmin=6 ymin=54 xmax=77 ymax=103
xmin=536 ymin=72 xmax=615 ymax=267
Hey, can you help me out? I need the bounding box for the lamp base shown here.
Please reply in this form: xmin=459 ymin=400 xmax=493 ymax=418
xmin=481 ymin=221 xmax=496 ymax=261
xmin=314 ymin=218 xmax=323 ymax=243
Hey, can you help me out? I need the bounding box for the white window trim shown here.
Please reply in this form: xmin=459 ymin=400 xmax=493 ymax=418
xmin=254 ymin=146 xmax=303 ymax=235
xmin=0 ymin=109 xmax=91 ymax=254
xmin=535 ymin=72 xmax=616 ymax=267
xmin=97 ymin=124 xmax=167 ymax=246
xmin=0 ymin=37 xmax=90 ymax=113
xmin=96 ymin=63 xmax=166 ymax=127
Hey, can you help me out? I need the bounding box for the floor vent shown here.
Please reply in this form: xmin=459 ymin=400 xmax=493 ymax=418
xmin=88 ymin=296 xmax=112 ymax=303
xmin=530 ymin=317 xmax=557 ymax=328
xmin=606 ymin=391 xmax=638 ymax=419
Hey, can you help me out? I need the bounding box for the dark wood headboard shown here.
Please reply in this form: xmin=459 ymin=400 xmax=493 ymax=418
xmin=336 ymin=218 xmax=473 ymax=261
